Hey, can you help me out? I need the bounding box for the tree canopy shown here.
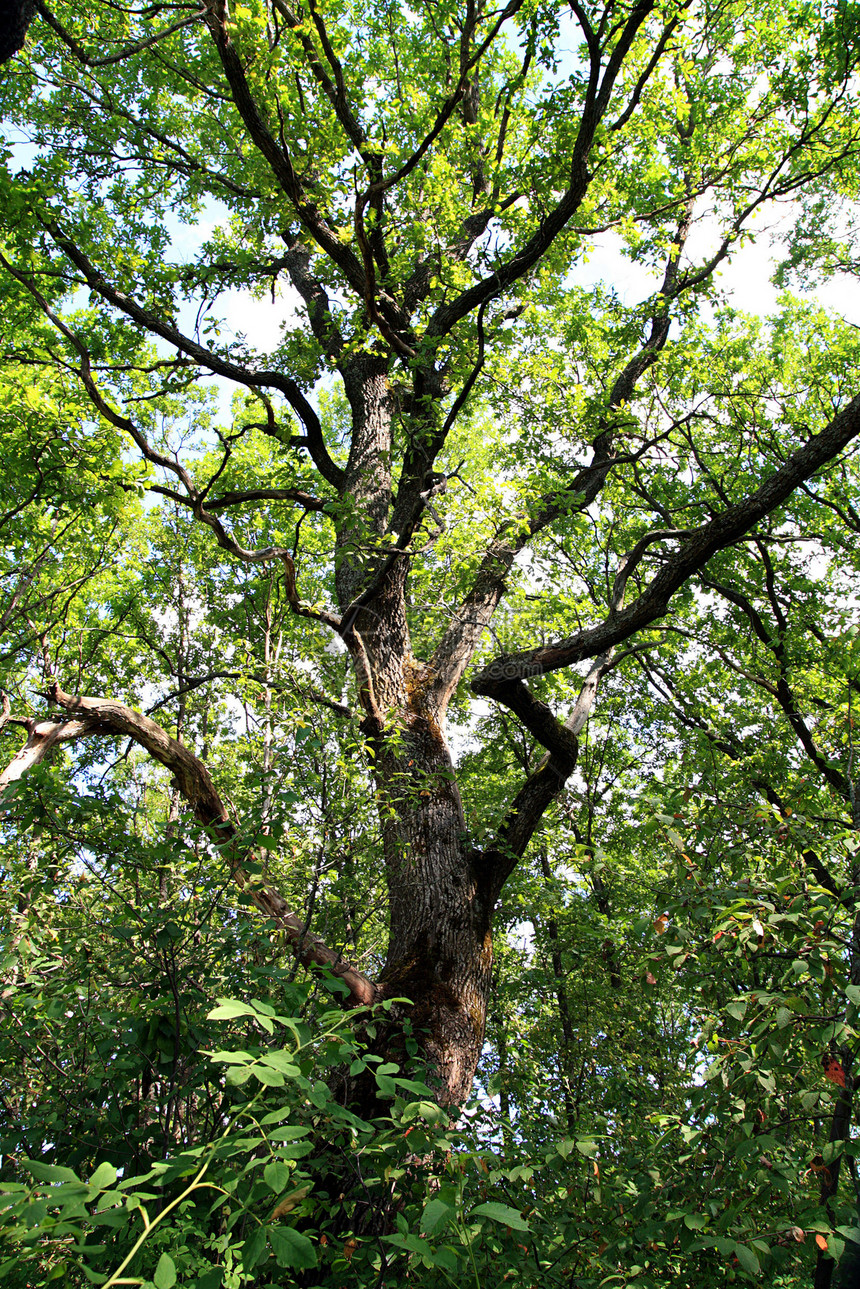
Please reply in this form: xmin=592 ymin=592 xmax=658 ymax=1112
xmin=2 ymin=0 xmax=860 ymax=1284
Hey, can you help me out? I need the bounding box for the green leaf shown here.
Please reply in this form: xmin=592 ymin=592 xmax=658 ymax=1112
xmin=242 ymin=1227 xmax=267 ymax=1270
xmin=263 ymin=1161 xmax=292 ymax=1192
xmin=260 ymin=1051 xmax=301 ymax=1075
xmin=21 ymin=1160 xmax=82 ymax=1185
xmin=470 ymin=1202 xmax=529 ymax=1231
xmin=421 ymin=1196 xmax=455 ymax=1235
xmin=207 ymin=1000 xmax=257 ymax=1020
xmin=91 ymin=1207 xmax=129 ymax=1228
xmin=250 ymin=1064 xmax=284 ymax=1087
xmin=384 ymin=1232 xmax=426 ymax=1254
xmin=153 ymin=1253 xmax=177 ymax=1289
xmin=88 ymin=1162 xmax=118 ymax=1192
xmin=268 ymin=1225 xmax=317 ymax=1269
xmin=79 ymin=1267 xmax=108 ymax=1285
xmin=733 ymin=1243 xmax=760 ymax=1275
xmin=191 ymin=1272 xmax=224 ymax=1289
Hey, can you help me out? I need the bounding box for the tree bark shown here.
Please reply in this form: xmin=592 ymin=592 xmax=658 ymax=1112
xmin=0 ymin=0 xmax=36 ymax=66
xmin=367 ymin=700 xmax=494 ymax=1108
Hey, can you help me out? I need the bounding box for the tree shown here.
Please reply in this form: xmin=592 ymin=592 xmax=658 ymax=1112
xmin=1 ymin=0 xmax=860 ymax=1151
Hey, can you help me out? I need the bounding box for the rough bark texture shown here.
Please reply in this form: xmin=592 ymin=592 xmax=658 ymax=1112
xmin=0 ymin=0 xmax=35 ymax=65
xmin=370 ymin=706 xmax=494 ymax=1107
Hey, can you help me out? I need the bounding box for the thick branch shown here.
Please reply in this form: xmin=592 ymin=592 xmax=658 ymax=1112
xmin=476 ymin=653 xmax=612 ymax=900
xmin=36 ymin=1 xmax=199 ymax=68
xmin=0 ymin=0 xmax=35 ymax=65
xmin=202 ymin=0 xmax=368 ymax=301
xmin=0 ymin=685 xmax=376 ymax=1007
xmin=281 ymin=240 xmax=345 ymax=362
xmin=473 ymin=393 xmax=860 ymax=688
xmin=0 ymin=715 xmax=96 ymax=791
xmin=271 ymin=0 xmax=369 ymax=158
xmin=35 ymin=220 xmax=344 ymax=489
xmin=204 ymin=487 xmax=327 ymax=513
xmin=425 ymin=0 xmax=658 ymax=341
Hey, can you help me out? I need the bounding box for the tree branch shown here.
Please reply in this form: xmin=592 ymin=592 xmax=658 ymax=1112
xmin=425 ymin=0 xmax=658 ymax=341
xmin=201 ymin=0 xmax=368 ymax=300
xmin=36 ymin=0 xmax=200 ymax=68
xmin=476 ymin=653 xmax=613 ymax=900
xmin=473 ymin=393 xmax=860 ymax=688
xmin=0 ymin=684 xmax=377 ymax=1007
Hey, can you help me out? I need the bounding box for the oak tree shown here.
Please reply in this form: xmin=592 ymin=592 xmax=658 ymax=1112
xmin=2 ymin=0 xmax=860 ymax=1124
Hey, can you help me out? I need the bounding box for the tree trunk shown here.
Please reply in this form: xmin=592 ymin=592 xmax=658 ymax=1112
xmin=369 ymin=700 xmax=493 ymax=1108
xmin=327 ymin=362 xmax=498 ymax=1107
xmin=340 ymin=593 xmax=494 ymax=1106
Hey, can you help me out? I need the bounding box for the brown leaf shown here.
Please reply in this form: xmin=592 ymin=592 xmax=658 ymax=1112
xmin=270 ymin=1184 xmax=312 ymax=1221
xmin=344 ymin=1238 xmax=358 ymax=1262
xmin=822 ymin=1055 xmax=847 ymax=1087
xmin=645 ymin=972 xmax=657 ymax=985
xmin=815 ymin=1234 xmax=828 ymax=1251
